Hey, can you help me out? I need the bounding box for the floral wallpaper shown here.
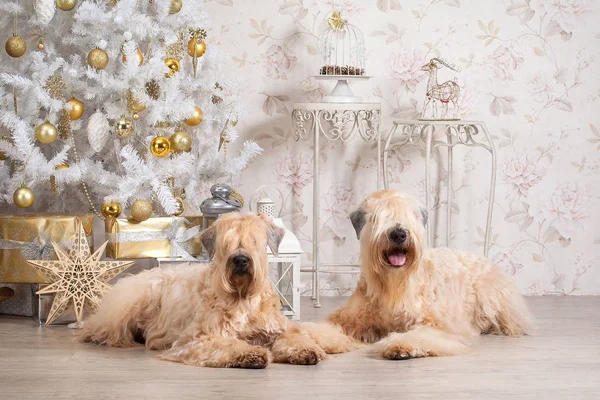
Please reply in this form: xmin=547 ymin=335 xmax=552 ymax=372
xmin=204 ymin=0 xmax=600 ymax=295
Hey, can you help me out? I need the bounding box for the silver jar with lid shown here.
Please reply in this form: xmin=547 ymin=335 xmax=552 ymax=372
xmin=200 ymin=183 xmax=242 ymax=228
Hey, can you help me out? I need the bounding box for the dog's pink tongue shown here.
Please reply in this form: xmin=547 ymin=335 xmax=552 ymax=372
xmin=388 ymin=252 xmax=407 ymax=266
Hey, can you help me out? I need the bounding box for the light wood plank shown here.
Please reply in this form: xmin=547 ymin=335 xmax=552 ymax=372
xmin=1 ymin=297 xmax=599 ymax=400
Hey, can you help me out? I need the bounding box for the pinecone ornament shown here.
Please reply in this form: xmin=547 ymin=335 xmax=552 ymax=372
xmin=87 ymin=110 xmax=110 ymax=152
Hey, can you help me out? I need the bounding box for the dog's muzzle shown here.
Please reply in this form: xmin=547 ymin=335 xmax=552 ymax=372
xmin=386 ymin=227 xmax=408 ymax=267
xmin=232 ymin=254 xmax=251 ymax=275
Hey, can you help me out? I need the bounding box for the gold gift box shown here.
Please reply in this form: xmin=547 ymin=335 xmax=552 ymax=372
xmin=0 ymin=214 xmax=94 ymax=284
xmin=105 ymin=217 xmax=204 ymax=259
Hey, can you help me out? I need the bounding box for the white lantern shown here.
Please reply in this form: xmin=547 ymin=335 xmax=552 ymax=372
xmin=257 ymin=197 xmax=275 ymax=219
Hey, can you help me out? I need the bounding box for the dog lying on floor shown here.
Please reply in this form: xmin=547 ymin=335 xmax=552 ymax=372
xmin=78 ymin=212 xmax=355 ymax=368
xmin=328 ymin=189 xmax=534 ymax=360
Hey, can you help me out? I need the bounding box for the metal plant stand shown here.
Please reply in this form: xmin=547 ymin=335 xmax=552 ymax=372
xmin=292 ymin=102 xmax=382 ymax=307
xmin=383 ymin=120 xmax=497 ymax=257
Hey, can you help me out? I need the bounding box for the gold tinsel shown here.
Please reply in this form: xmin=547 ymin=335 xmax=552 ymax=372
xmin=165 ymin=30 xmax=185 ymax=61
xmin=145 ymin=80 xmax=160 ymax=100
xmin=44 ymin=75 xmax=66 ymax=100
xmin=58 ymin=110 xmax=71 ymax=139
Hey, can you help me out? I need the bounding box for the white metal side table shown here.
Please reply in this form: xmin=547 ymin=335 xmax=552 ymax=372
xmin=382 ymin=120 xmax=497 ymax=257
xmin=292 ymin=102 xmax=382 ymax=307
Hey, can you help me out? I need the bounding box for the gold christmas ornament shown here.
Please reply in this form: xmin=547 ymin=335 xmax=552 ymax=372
xmin=58 ymin=110 xmax=71 ymax=139
xmin=122 ymin=49 xmax=143 ymax=66
xmin=27 ymin=222 xmax=134 ymax=325
xmin=126 ymin=90 xmax=146 ymax=112
xmin=66 ymin=98 xmax=85 ymax=120
xmin=169 ymin=130 xmax=192 ymax=153
xmin=35 ymin=121 xmax=58 ymax=144
xmin=187 ymin=38 xmax=206 ymax=58
xmin=145 ymin=80 xmax=160 ymax=100
xmin=114 ymin=115 xmax=133 ymax=138
xmin=101 ymin=201 xmax=122 ymax=218
xmin=169 ymin=0 xmax=183 ymax=14
xmin=130 ymin=199 xmax=153 ymax=222
xmin=14 ymin=185 xmax=34 ymax=208
xmin=55 ymin=163 xmax=69 ymax=170
xmin=5 ymin=35 xmax=27 ymax=58
xmin=44 ymin=75 xmax=66 ymax=100
xmin=184 ymin=106 xmax=203 ymax=126
xmin=164 ymin=58 xmax=180 ymax=76
xmin=173 ymin=198 xmax=184 ymax=216
xmin=37 ymin=37 xmax=45 ymax=50
xmin=150 ymin=136 xmax=171 ymax=157
xmin=56 ymin=0 xmax=78 ymax=11
xmin=87 ymin=48 xmax=109 ymax=70
xmin=132 ymin=113 xmax=139 ymax=120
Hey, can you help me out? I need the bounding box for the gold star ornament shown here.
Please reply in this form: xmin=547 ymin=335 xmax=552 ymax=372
xmin=26 ymin=221 xmax=134 ymax=325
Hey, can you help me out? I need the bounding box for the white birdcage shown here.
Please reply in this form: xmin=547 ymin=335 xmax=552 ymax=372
xmin=315 ymin=11 xmax=370 ymax=103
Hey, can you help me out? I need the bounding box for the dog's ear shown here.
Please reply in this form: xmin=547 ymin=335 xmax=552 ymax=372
xmin=262 ymin=217 xmax=285 ymax=257
xmin=349 ymin=207 xmax=366 ymax=239
xmin=420 ymin=207 xmax=428 ymax=226
xmin=200 ymin=225 xmax=217 ymax=259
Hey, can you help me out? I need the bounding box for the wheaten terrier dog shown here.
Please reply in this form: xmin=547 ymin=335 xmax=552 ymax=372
xmin=79 ymin=212 xmax=354 ymax=368
xmin=328 ymin=189 xmax=534 ymax=360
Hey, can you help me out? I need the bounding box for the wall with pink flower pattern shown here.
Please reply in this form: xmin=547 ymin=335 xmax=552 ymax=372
xmin=204 ymin=0 xmax=600 ymax=295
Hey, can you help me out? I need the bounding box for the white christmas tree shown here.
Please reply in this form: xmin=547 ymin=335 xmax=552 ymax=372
xmin=0 ymin=0 xmax=260 ymax=219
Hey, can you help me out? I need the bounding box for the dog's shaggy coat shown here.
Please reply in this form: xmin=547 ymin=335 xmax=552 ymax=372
xmin=79 ymin=213 xmax=354 ymax=368
xmin=328 ymin=190 xmax=534 ymax=360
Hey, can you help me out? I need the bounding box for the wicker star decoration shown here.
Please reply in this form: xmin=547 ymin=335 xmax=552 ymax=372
xmin=26 ymin=221 xmax=134 ymax=326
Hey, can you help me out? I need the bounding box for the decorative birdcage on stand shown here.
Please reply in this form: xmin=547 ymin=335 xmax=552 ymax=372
xmin=316 ymin=11 xmax=370 ymax=103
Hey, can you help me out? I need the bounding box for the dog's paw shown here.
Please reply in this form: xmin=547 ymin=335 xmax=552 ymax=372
xmin=287 ymin=347 xmax=326 ymax=365
xmin=238 ymin=349 xmax=270 ymax=369
xmin=382 ymin=344 xmax=426 ymax=361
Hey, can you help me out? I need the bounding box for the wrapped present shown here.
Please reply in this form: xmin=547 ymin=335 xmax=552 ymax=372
xmin=0 ymin=214 xmax=94 ymax=284
xmin=105 ymin=216 xmax=203 ymax=259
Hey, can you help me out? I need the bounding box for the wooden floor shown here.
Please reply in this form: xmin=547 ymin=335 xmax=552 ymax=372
xmin=1 ymin=296 xmax=599 ymax=400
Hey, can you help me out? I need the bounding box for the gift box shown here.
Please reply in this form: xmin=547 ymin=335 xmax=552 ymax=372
xmin=105 ymin=216 xmax=203 ymax=259
xmin=0 ymin=214 xmax=94 ymax=284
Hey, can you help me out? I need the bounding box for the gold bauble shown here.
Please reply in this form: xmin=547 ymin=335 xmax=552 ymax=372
xmin=5 ymin=35 xmax=27 ymax=58
xmin=37 ymin=38 xmax=45 ymax=50
xmin=164 ymin=58 xmax=180 ymax=76
xmin=169 ymin=0 xmax=183 ymax=14
xmin=130 ymin=199 xmax=153 ymax=222
xmin=130 ymin=99 xmax=146 ymax=113
xmin=35 ymin=121 xmax=58 ymax=144
xmin=184 ymin=106 xmax=203 ymax=126
xmin=122 ymin=49 xmax=143 ymax=66
xmin=67 ymin=98 xmax=85 ymax=120
xmin=187 ymin=39 xmax=206 ymax=58
xmin=132 ymin=113 xmax=139 ymax=120
xmin=150 ymin=136 xmax=171 ymax=157
xmin=173 ymin=198 xmax=184 ymax=216
xmin=169 ymin=130 xmax=192 ymax=153
xmin=55 ymin=163 xmax=69 ymax=170
xmin=101 ymin=202 xmax=122 ymax=218
xmin=87 ymin=48 xmax=109 ymax=70
xmin=56 ymin=0 xmax=77 ymax=11
xmin=13 ymin=186 xmax=34 ymax=208
xmin=114 ymin=115 xmax=134 ymax=138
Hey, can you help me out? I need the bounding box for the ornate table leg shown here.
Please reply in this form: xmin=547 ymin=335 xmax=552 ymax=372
xmin=446 ymin=127 xmax=454 ymax=247
xmin=479 ymin=123 xmax=497 ymax=258
xmin=424 ymin=124 xmax=434 ymax=248
xmin=312 ymin=112 xmax=321 ymax=308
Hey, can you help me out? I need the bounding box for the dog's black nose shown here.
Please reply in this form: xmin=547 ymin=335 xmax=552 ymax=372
xmin=232 ymin=255 xmax=250 ymax=274
xmin=390 ymin=228 xmax=407 ymax=244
